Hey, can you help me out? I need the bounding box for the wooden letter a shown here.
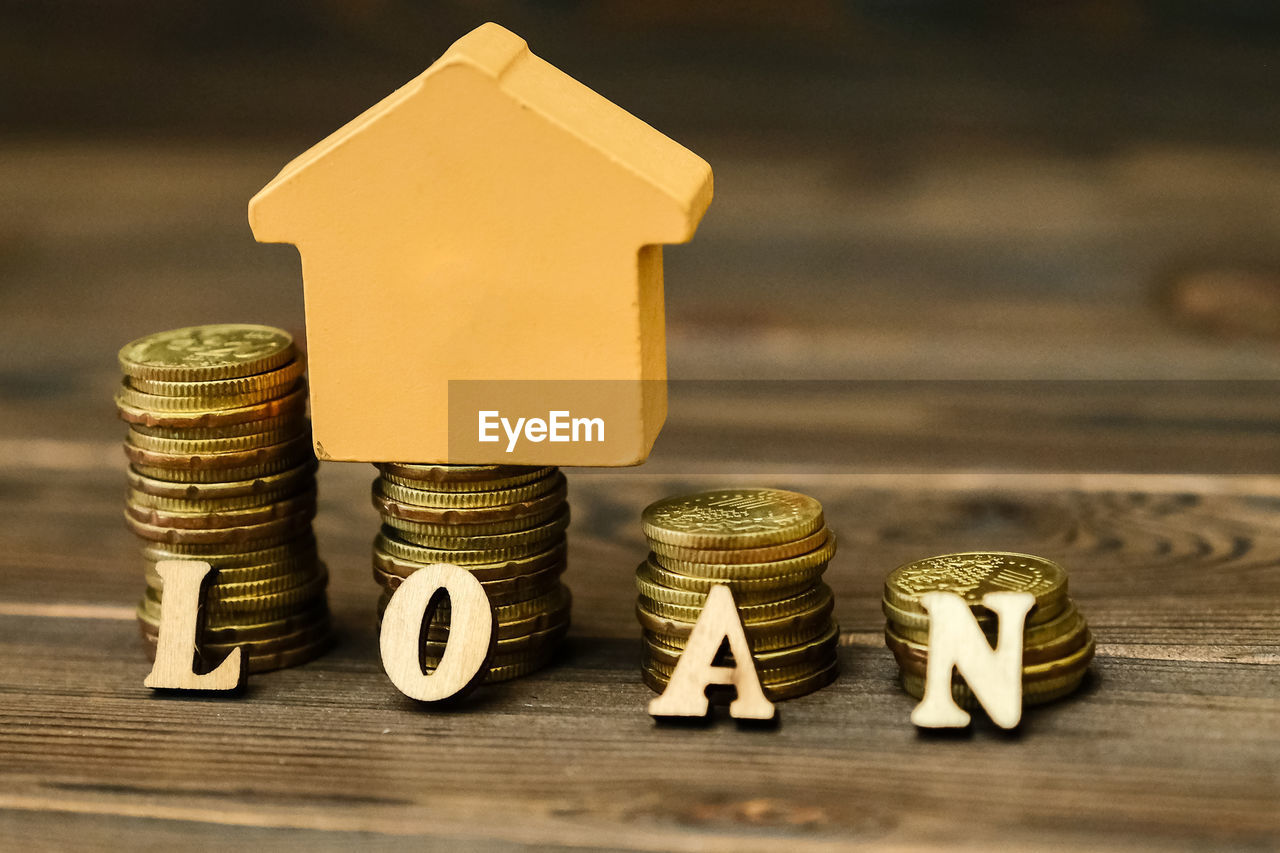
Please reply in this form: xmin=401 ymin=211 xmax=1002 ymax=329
xmin=144 ymin=560 xmax=246 ymax=691
xmin=649 ymin=585 xmax=776 ymax=721
xmin=910 ymin=591 xmax=1034 ymax=729
xmin=380 ymin=563 xmax=494 ymax=702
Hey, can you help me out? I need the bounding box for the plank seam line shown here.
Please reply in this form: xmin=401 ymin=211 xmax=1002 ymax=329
xmin=0 ymin=793 xmax=864 ymax=851
xmin=0 ymin=439 xmax=119 ymax=471
xmin=0 ymin=602 xmax=134 ymax=620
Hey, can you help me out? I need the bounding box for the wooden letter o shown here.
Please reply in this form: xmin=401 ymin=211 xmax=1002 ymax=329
xmin=379 ymin=563 xmax=494 ymax=702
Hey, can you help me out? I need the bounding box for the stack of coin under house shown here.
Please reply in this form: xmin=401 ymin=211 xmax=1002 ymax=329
xmin=636 ymin=488 xmax=840 ymax=701
xmin=883 ymin=551 xmax=1094 ymax=708
xmin=116 ymin=324 xmax=332 ymax=673
xmin=371 ymin=464 xmax=571 ymax=682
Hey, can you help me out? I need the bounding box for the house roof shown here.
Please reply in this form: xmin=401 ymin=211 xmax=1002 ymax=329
xmin=251 ymin=23 xmax=712 ymax=239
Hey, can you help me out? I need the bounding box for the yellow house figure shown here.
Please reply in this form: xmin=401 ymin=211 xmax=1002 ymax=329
xmin=249 ymin=22 xmax=712 ymax=466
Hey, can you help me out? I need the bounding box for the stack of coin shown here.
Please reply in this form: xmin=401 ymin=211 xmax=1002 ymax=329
xmin=636 ymin=488 xmax=840 ymax=701
xmin=883 ymin=552 xmax=1094 ymax=708
xmin=116 ymin=324 xmax=332 ymax=673
xmin=370 ymin=464 xmax=571 ymax=682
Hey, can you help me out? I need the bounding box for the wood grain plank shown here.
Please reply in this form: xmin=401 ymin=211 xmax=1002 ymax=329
xmin=3 ymin=95 xmax=1280 ymax=847
xmin=0 ymin=615 xmax=1275 ymax=850
xmin=0 ymin=471 xmax=1276 ymax=849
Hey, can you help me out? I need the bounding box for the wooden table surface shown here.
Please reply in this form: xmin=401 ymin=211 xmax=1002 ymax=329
xmin=3 ymin=39 xmax=1280 ymax=847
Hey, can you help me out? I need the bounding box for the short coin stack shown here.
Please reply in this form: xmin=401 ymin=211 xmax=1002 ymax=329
xmin=636 ymin=488 xmax=840 ymax=701
xmin=371 ymin=464 xmax=571 ymax=682
xmin=116 ymin=324 xmax=332 ymax=673
xmin=883 ymin=551 xmax=1094 ymax=707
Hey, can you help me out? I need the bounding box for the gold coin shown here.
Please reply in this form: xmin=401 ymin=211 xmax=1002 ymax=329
xmin=136 ymin=600 xmax=330 ymax=642
xmin=638 ymin=583 xmax=832 ymax=623
xmin=372 ymin=472 xmax=566 ymax=524
xmin=128 ymin=356 xmax=305 ymax=397
xmin=881 ymin=591 xmax=1069 ymax=633
xmin=888 ymin=598 xmax=1083 ymax=647
xmin=892 ymin=630 xmax=1095 ymax=684
xmin=115 ymin=376 xmax=302 ymax=413
xmin=126 ymin=493 xmax=315 ymax=530
xmin=381 ymin=586 xmax=572 ymax=641
xmin=642 ymin=488 xmax=824 ymax=549
xmin=123 ymin=433 xmax=311 ymax=472
xmin=204 ymin=573 xmax=328 ymax=617
xmin=641 ymin=659 xmax=838 ymax=702
xmin=375 ymin=471 xmax=561 ymax=509
xmin=644 ymin=652 xmax=834 ymax=686
xmin=118 ymin=324 xmax=295 ymax=382
xmin=148 ymin=561 xmax=323 ymax=598
xmin=378 ymin=469 xmax=552 ymax=494
xmin=237 ymin=633 xmax=333 ymax=672
xmin=203 ymin=623 xmax=333 ymax=662
xmin=651 ymin=531 xmax=836 ymax=580
xmin=636 ymin=594 xmax=834 ymax=651
xmin=640 ymin=619 xmax=833 ymax=655
xmin=139 ymin=589 xmax=324 ymax=628
xmin=374 ymin=534 xmax=566 ymax=580
xmin=129 ymin=413 xmax=306 ymax=440
xmin=898 ymin=667 xmax=1088 ymax=709
xmin=128 ymin=459 xmax=317 ymax=500
xmin=1017 ymin=599 xmax=1085 ymax=647
xmin=380 ymin=501 xmax=563 ymax=538
xmin=143 ymin=566 xmax=327 ymax=614
xmin=373 ymin=559 xmax=565 ymax=605
xmin=130 ymin=452 xmax=310 ymax=484
xmin=124 ymin=506 xmax=315 ymax=545
xmin=386 ymin=584 xmax=567 ymax=629
xmin=884 ymin=552 xmax=1069 ymax=617
xmin=390 ymin=505 xmax=569 ymax=551
xmin=478 ymin=646 xmax=563 ymax=670
xmin=638 ymin=665 xmax=670 ymax=696
xmin=886 ymin=613 xmax=1088 ymax=669
xmin=483 ymin=642 xmax=562 ymax=665
xmin=642 ymin=558 xmax=825 ymax=598
xmin=127 ymin=423 xmax=303 ymax=455
xmin=648 ymin=525 xmax=831 ymax=565
xmin=141 ymin=535 xmax=316 ymax=566
xmin=643 ymin=621 xmax=840 ymax=670
xmin=128 ymin=484 xmax=309 ymax=514
xmin=150 ymin=557 xmax=319 ymax=587
xmin=376 ymin=463 xmax=552 ymax=491
xmin=115 ymin=384 xmax=307 ymax=429
xmin=139 ymin=612 xmax=331 ymax=655
xmin=645 ymin=640 xmax=834 ymax=681
xmin=423 ymin=607 xmax=570 ymax=643
xmin=418 ymin=652 xmax=555 ymax=684
xmin=480 ymin=565 xmax=566 ymax=607
xmin=144 ymin=634 xmax=331 ymax=675
xmin=760 ymin=661 xmax=839 ymax=701
xmin=635 ymin=563 xmax=715 ymax=608
xmin=421 ymin=632 xmax=564 ymax=665
xmin=419 ymin=618 xmax=569 ymax=660
xmin=435 ymin=584 xmax=568 ymax=624
xmin=141 ymin=589 xmax=328 ymax=628
xmin=147 ymin=562 xmax=321 ymax=598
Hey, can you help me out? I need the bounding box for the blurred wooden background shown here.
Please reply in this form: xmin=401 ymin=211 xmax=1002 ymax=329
xmin=1 ymin=3 xmax=1278 ymax=850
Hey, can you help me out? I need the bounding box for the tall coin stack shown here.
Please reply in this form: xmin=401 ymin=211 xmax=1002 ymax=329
xmin=636 ymin=488 xmax=840 ymax=701
xmin=883 ymin=552 xmax=1094 ymax=708
xmin=371 ymin=464 xmax=571 ymax=682
xmin=116 ymin=324 xmax=332 ymax=673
